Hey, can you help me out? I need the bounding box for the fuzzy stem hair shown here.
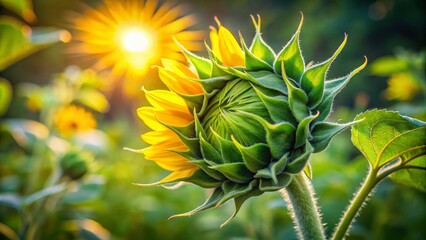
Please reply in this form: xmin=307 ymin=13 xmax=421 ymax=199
xmin=280 ymin=172 xmax=326 ymax=240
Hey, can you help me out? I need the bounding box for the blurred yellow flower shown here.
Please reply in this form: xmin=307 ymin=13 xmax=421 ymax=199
xmin=135 ymin=59 xmax=201 ymax=184
xmin=54 ymin=105 xmax=96 ymax=137
xmin=385 ymin=73 xmax=421 ymax=101
xmin=69 ymin=0 xmax=204 ymax=95
xmin=209 ymin=17 xmax=245 ymax=67
xmin=26 ymin=94 xmax=42 ymax=111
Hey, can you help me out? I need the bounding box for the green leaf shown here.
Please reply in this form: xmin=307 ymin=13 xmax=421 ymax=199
xmin=273 ymin=14 xmax=305 ymax=81
xmin=0 ymin=0 xmax=36 ymax=22
xmin=253 ymin=85 xmax=297 ymax=125
xmin=300 ymin=34 xmax=347 ymax=108
xmin=23 ymin=184 xmax=66 ymax=206
xmin=351 ymin=109 xmax=426 ymax=169
xmin=0 ymin=78 xmax=12 ymax=116
xmin=199 ymin=135 xmax=223 ymax=164
xmin=217 ymin=180 xmax=257 ymax=207
xmin=196 ymin=76 xmax=232 ymax=94
xmin=311 ymin=121 xmax=356 ymax=152
xmin=209 ymin=162 xmax=253 ymax=183
xmin=295 ymin=113 xmax=318 ymax=148
xmin=174 ymin=38 xmax=212 ymax=79
xmin=0 ymin=193 xmax=22 ymax=211
xmin=370 ymin=56 xmax=409 ymax=76
xmin=249 ymin=15 xmax=276 ymax=66
xmin=190 ymin=160 xmax=226 ymax=181
xmin=286 ymin=141 xmax=314 ymax=174
xmin=63 ymin=177 xmax=104 ymax=204
xmin=379 ymin=127 xmax=426 ymax=166
xmin=390 ymin=156 xmax=426 ymax=192
xmin=169 ymin=187 xmax=224 ymax=218
xmin=314 ymin=57 xmax=367 ymax=122
xmin=178 ymin=92 xmax=205 ymax=115
xmin=0 ymin=18 xmax=69 ymax=70
xmin=303 ymin=163 xmax=312 ymax=179
xmin=210 ymin=57 xmax=232 ymax=78
xmin=246 ymin=111 xmax=296 ymax=159
xmin=281 ymin=62 xmax=310 ymax=121
xmin=232 ymin=137 xmax=271 ymax=172
xmin=2 ymin=119 xmax=49 ymax=148
xmin=209 ymin=129 xmax=243 ymax=163
xmin=240 ymin=33 xmax=273 ymax=71
xmin=221 ymin=187 xmax=263 ymax=228
xmin=254 ymin=153 xmax=288 ymax=183
xmin=75 ymin=89 xmax=109 ymax=113
xmin=259 ymin=173 xmax=292 ymax=192
xmin=76 ymin=219 xmax=110 ymax=240
xmin=245 ymin=70 xmax=288 ymax=95
xmin=160 ymin=119 xmax=201 ymax=158
xmin=194 ymin=113 xmax=207 ymax=140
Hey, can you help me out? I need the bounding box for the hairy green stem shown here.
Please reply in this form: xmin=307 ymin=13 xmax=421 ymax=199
xmin=331 ymin=168 xmax=379 ymax=240
xmin=280 ymin=172 xmax=325 ymax=240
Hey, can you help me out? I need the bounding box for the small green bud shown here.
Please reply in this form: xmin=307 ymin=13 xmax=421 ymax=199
xmin=60 ymin=151 xmax=90 ymax=180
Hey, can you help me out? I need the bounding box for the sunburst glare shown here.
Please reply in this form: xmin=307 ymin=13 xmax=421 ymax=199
xmin=69 ymin=0 xmax=204 ymax=96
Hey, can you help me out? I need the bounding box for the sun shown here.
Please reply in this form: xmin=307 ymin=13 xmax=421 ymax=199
xmin=120 ymin=28 xmax=152 ymax=53
xmin=69 ymin=0 xmax=204 ymax=96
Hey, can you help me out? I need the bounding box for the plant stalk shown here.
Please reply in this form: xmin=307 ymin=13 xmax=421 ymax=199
xmin=280 ymin=172 xmax=325 ymax=240
xmin=331 ymin=168 xmax=378 ymax=240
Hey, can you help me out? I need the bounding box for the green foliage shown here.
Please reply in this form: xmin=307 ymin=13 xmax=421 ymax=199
xmin=370 ymin=50 xmax=426 ymax=120
xmin=333 ymin=109 xmax=426 ymax=239
xmin=390 ymin=156 xmax=426 ymax=192
xmin=0 ymin=78 xmax=12 ymax=116
xmin=370 ymin=56 xmax=410 ymax=76
xmin=0 ymin=0 xmax=35 ymax=22
xmin=0 ymin=18 xmax=68 ymax=71
xmin=0 ymin=66 xmax=109 ymax=239
xmin=352 ymin=109 xmax=426 ymax=169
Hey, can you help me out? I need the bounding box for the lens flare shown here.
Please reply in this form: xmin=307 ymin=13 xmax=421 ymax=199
xmin=69 ymin=0 xmax=204 ymax=96
xmin=120 ymin=28 xmax=152 ymax=53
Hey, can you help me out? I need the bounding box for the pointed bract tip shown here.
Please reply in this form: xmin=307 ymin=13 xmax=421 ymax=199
xmin=296 ymin=12 xmax=304 ymax=33
xmin=330 ymin=33 xmax=348 ymax=60
xmin=238 ymin=31 xmax=247 ymax=48
xmin=123 ymin=147 xmax=144 ymax=153
xmin=250 ymin=14 xmax=261 ymax=32
xmin=214 ymin=16 xmax=221 ymax=27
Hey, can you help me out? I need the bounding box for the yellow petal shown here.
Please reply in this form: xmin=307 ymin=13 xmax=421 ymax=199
xmin=154 ymin=109 xmax=193 ymax=127
xmin=161 ymin=58 xmax=197 ymax=78
xmin=158 ymin=67 xmax=203 ymax=95
xmin=156 ymin=159 xmax=195 ymax=171
xmin=142 ymin=148 xmax=194 ymax=171
xmin=218 ymin=26 xmax=245 ymax=66
xmin=143 ymin=168 xmax=198 ymax=185
xmin=141 ymin=129 xmax=181 ymax=145
xmin=144 ymin=141 xmax=188 ymax=154
xmin=144 ymin=90 xmax=189 ymax=113
xmin=142 ymin=148 xmax=185 ymax=160
xmin=209 ymin=26 xmax=222 ymax=62
xmin=137 ymin=106 xmax=167 ymax=130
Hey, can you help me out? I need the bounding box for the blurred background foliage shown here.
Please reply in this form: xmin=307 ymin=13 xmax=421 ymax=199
xmin=0 ymin=0 xmax=425 ymax=239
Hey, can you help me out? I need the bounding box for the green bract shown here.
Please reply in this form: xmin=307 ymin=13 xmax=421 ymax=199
xmin=164 ymin=15 xmax=367 ymax=225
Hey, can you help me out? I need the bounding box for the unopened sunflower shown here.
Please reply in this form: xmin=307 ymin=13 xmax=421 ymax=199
xmin=69 ymin=0 xmax=204 ymax=95
xmin=133 ymin=15 xmax=367 ymax=225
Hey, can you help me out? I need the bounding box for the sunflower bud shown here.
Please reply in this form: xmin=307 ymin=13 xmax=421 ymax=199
xmin=135 ymin=14 xmax=367 ymax=224
xmin=60 ymin=151 xmax=90 ymax=180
